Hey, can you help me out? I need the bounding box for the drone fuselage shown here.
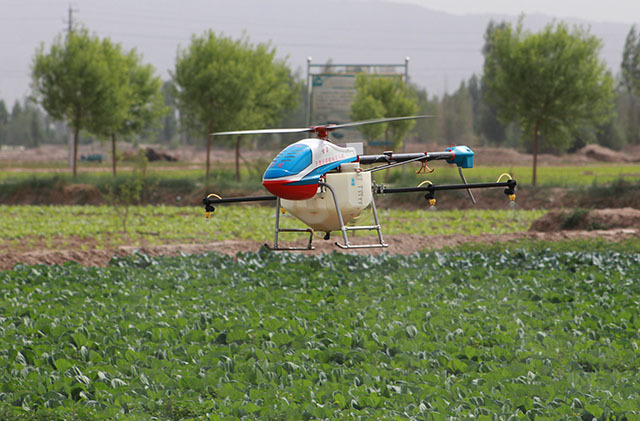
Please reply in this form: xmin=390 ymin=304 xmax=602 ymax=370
xmin=262 ymin=138 xmax=358 ymax=200
xmin=280 ymin=164 xmax=372 ymax=232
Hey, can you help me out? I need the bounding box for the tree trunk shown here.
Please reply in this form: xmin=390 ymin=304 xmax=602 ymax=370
xmin=630 ymin=94 xmax=638 ymax=144
xmin=532 ymin=120 xmax=540 ymax=186
xmin=206 ymin=121 xmax=213 ymax=184
xmin=111 ymin=133 xmax=117 ymax=176
xmin=72 ymin=126 xmax=79 ymax=178
xmin=235 ymin=135 xmax=241 ymax=182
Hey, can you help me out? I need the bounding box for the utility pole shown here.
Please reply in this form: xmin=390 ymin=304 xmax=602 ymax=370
xmin=65 ymin=4 xmax=78 ymax=169
xmin=65 ymin=4 xmax=78 ymax=35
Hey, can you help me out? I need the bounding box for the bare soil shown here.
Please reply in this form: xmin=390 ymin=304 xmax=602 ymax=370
xmin=1 ymin=227 xmax=637 ymax=271
xmin=530 ymin=207 xmax=640 ymax=232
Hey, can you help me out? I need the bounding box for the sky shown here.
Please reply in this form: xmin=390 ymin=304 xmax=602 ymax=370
xmin=0 ymin=0 xmax=636 ymax=109
xmin=389 ymin=0 xmax=640 ymax=24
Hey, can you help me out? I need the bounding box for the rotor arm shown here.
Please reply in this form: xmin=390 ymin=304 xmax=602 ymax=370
xmin=374 ymin=179 xmax=517 ymax=207
xmin=358 ymin=151 xmax=452 ymax=165
xmin=375 ymin=179 xmax=516 ymax=195
xmin=203 ymin=194 xmax=277 ymax=218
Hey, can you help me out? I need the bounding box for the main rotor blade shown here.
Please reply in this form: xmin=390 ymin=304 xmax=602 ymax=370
xmin=211 ymin=127 xmax=313 ymax=136
xmin=327 ymin=115 xmax=434 ymax=130
xmin=210 ymin=115 xmax=435 ymax=137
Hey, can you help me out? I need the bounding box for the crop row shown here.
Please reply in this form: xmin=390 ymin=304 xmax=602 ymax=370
xmin=0 ymin=205 xmax=545 ymax=251
xmin=1 ymin=243 xmax=639 ymax=419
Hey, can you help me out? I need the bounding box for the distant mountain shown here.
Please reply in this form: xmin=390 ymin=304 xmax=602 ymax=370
xmin=0 ymin=0 xmax=632 ymax=105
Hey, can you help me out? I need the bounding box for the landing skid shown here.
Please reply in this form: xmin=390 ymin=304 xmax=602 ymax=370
xmin=268 ymin=197 xmax=315 ymax=251
xmin=268 ymin=187 xmax=388 ymax=251
xmin=320 ymin=182 xmax=388 ymax=250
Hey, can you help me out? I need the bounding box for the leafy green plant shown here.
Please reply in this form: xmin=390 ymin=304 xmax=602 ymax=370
xmin=561 ymin=207 xmax=590 ymax=229
xmin=101 ymin=152 xmax=150 ymax=233
xmin=1 ymin=244 xmax=640 ymax=419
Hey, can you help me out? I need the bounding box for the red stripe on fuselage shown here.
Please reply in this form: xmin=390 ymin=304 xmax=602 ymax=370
xmin=262 ymin=179 xmax=318 ymax=200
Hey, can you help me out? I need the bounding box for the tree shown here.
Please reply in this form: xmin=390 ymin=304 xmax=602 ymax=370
xmin=90 ymin=41 xmax=164 ymax=175
xmin=483 ymin=19 xmax=615 ymax=185
xmin=228 ymin=45 xmax=299 ymax=181
xmin=85 ymin=38 xmax=131 ymax=175
xmin=0 ymin=99 xmax=7 ymax=144
xmin=31 ymin=28 xmax=114 ymax=177
xmin=173 ymin=31 xmax=298 ymax=181
xmin=350 ymin=75 xmax=418 ymax=150
xmin=621 ymin=25 xmax=640 ymax=143
xmin=622 ymin=25 xmax=640 ymax=96
xmin=437 ymin=81 xmax=473 ymax=144
xmin=410 ymin=86 xmax=438 ymax=142
xmin=474 ymin=21 xmax=511 ymax=146
xmin=158 ymin=81 xmax=179 ymax=144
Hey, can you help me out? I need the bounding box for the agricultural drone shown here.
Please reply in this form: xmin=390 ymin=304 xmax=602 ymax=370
xmin=203 ymin=116 xmax=517 ymax=250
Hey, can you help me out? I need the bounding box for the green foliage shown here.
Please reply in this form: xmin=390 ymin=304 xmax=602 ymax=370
xmin=101 ymin=151 xmax=153 ymax=233
xmin=1 ymin=245 xmax=640 ymax=418
xmin=30 ymin=28 xmax=163 ymax=176
xmin=437 ymin=80 xmax=473 ymax=144
xmin=31 ymin=28 xmax=115 ymax=177
xmin=620 ymin=25 xmax=640 ymax=144
xmin=0 ymin=99 xmax=66 ymax=148
xmin=117 ymin=51 xmax=165 ymax=139
xmin=173 ymin=31 xmax=298 ymax=180
xmin=568 ymin=177 xmax=640 ymax=209
xmin=350 ymin=75 xmax=418 ymax=150
xmin=85 ymin=38 xmax=131 ymax=140
xmin=483 ymin=18 xmax=615 ymax=184
xmin=621 ymin=25 xmax=640 ymax=98
xmin=473 ymin=21 xmax=511 ymax=146
xmin=561 ymin=208 xmax=590 ymax=230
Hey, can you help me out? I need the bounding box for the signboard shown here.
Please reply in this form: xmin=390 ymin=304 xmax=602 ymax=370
xmin=306 ymin=59 xmax=409 ymax=126
xmin=310 ymin=74 xmax=356 ymax=127
xmin=305 ymin=59 xmax=410 ymax=145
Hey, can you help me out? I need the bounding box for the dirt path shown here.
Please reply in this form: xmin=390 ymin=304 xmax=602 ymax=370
xmin=1 ymin=229 xmax=637 ymax=270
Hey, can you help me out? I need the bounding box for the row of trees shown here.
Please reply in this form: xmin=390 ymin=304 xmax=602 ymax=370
xmin=31 ymin=28 xmax=165 ymax=177
xmin=0 ymin=99 xmax=67 ymax=147
xmin=28 ymin=25 xmax=299 ymax=180
xmin=444 ymin=22 xmax=640 ymax=151
xmin=407 ymin=21 xmax=640 ymax=185
xmin=4 ymin=19 xmax=639 ymax=185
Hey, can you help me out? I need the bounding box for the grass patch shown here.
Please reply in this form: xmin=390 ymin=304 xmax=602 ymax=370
xmin=0 ymin=205 xmax=545 ymax=250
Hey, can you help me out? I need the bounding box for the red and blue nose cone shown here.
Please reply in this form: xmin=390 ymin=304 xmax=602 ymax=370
xmin=262 ymin=143 xmax=318 ymax=200
xmin=262 ymin=179 xmax=319 ymax=200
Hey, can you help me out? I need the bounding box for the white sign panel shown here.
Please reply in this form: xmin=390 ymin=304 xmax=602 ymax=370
xmin=310 ymin=74 xmax=356 ymax=126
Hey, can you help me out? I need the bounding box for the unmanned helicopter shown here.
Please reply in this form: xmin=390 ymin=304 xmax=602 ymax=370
xmin=202 ymin=116 xmax=517 ymax=250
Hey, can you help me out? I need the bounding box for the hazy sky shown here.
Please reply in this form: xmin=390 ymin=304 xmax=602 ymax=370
xmin=0 ymin=0 xmax=636 ymax=108
xmin=390 ymin=0 xmax=640 ymax=24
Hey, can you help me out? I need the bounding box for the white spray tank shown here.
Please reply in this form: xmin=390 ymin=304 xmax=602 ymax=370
xmin=280 ymin=162 xmax=372 ymax=232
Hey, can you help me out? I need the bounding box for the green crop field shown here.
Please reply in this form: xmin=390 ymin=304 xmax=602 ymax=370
xmin=1 ymin=242 xmax=639 ymax=419
xmin=1 ymin=163 xmax=640 ymax=188
xmin=0 ymin=205 xmax=546 ymax=250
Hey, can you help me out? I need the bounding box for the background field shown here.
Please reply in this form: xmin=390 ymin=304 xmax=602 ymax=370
xmin=2 ymin=163 xmax=640 ymax=187
xmin=0 ymin=205 xmax=545 ymax=251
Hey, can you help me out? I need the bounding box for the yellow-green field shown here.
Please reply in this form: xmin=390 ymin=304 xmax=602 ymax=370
xmin=0 ymin=205 xmax=546 ymax=250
